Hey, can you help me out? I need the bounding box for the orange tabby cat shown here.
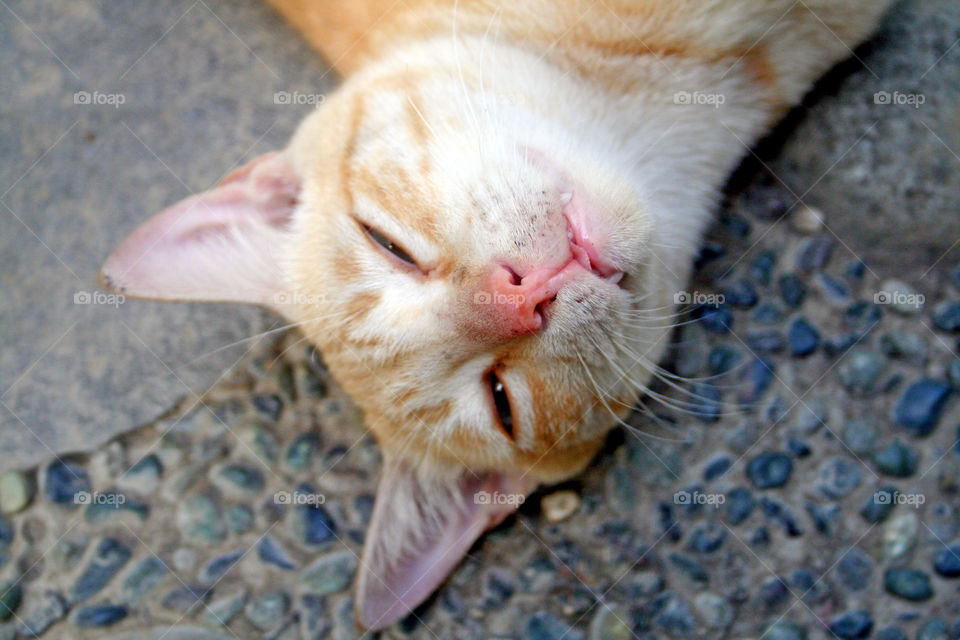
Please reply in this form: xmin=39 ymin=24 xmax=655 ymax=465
xmin=102 ymin=0 xmax=892 ymax=629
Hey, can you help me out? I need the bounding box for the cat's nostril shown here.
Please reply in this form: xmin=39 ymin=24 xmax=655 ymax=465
xmin=503 ymin=265 xmax=522 ymax=286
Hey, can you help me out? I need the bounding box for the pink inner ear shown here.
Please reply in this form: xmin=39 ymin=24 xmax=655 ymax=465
xmin=100 ymin=152 xmax=300 ymax=306
xmin=354 ymin=459 xmax=530 ymax=631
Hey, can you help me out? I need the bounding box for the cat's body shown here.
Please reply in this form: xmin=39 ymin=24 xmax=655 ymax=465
xmin=102 ymin=0 xmax=892 ymax=629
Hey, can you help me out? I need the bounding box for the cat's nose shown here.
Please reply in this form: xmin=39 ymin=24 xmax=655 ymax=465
xmin=474 ymin=261 xmax=586 ymax=337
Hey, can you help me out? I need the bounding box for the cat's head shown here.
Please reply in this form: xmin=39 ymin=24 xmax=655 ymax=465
xmin=102 ymin=50 xmax=675 ymax=629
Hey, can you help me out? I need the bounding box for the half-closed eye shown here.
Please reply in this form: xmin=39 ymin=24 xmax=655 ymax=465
xmin=359 ymin=221 xmax=419 ymax=268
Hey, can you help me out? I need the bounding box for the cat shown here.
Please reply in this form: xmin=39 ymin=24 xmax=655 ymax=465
xmin=101 ymin=0 xmax=893 ymax=630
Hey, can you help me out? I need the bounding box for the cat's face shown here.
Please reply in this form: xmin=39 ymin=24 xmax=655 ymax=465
xmin=282 ymin=69 xmax=668 ymax=485
xmin=101 ymin=61 xmax=675 ymax=629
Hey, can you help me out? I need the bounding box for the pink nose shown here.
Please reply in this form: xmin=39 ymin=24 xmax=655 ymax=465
xmin=476 ymin=261 xmax=586 ymax=337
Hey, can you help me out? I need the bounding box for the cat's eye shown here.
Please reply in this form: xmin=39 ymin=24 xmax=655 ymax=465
xmin=488 ymin=369 xmax=514 ymax=441
xmin=360 ymin=222 xmax=418 ymax=267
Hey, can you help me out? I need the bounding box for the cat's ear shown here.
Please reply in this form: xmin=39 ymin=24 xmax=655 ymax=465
xmin=100 ymin=151 xmax=298 ymax=309
xmin=355 ymin=457 xmax=530 ymax=630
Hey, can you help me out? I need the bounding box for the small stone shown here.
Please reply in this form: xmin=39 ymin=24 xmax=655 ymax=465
xmin=687 ymin=522 xmax=726 ymax=554
xmin=71 ymin=538 xmax=132 ymax=603
xmin=932 ymin=301 xmax=960 ymax=331
xmin=786 ymin=438 xmax=811 ymax=457
xmin=838 ymin=348 xmax=887 ymax=395
xmin=699 ymin=305 xmax=733 ymax=334
xmin=693 ymin=592 xmax=732 ymax=628
xmin=205 ymin=588 xmax=247 ymax=627
xmin=750 ymin=250 xmax=777 ymax=285
xmin=737 ymin=357 xmax=776 ymax=407
xmin=690 ymin=382 xmax=722 ymax=423
xmin=724 ymin=487 xmax=756 ymax=524
xmin=177 ymin=493 xmax=226 ymax=545
xmin=760 ymin=497 xmax=803 ymax=537
xmin=225 ymin=504 xmax=255 ymax=535
xmin=817 ymin=273 xmax=851 ymax=305
xmin=883 ymin=568 xmax=933 ymax=601
xmin=198 ymin=549 xmax=245 ymax=584
xmin=932 ymin=543 xmax=960 ymax=577
xmin=669 ymin=553 xmax=709 ymax=583
xmin=0 ymin=471 xmax=33 ymax=514
xmin=17 ymin=590 xmax=67 ymax=637
xmin=252 ymin=393 xmax=284 ymax=420
xmin=211 ymin=463 xmax=265 ymax=498
xmin=917 ymin=619 xmax=951 ymax=640
xmin=763 ymin=621 xmax=808 ymax=640
xmin=790 ymin=204 xmax=825 ymax=234
xmin=0 ymin=516 xmax=12 ymax=549
xmin=828 ymin=610 xmax=873 ymax=640
xmin=759 ymin=576 xmax=789 ymax=607
xmin=43 ymin=459 xmax=91 ymax=507
xmin=747 ymin=453 xmax=793 ymax=489
xmin=588 ymin=607 xmax=631 ymax=640
xmin=873 ymin=439 xmax=919 ymax=477
xmin=722 ymin=279 xmax=759 ymax=308
xmin=299 ymin=594 xmax=331 ymax=640
xmin=120 ymin=556 xmax=169 ymax=604
xmin=299 ymin=551 xmax=356 ymax=596
xmin=245 ymin=590 xmax=291 ymax=631
xmin=816 ymin=457 xmax=862 ymax=499
xmin=285 ymin=433 xmax=321 ymax=472
xmin=258 ymin=535 xmax=298 ymax=571
xmin=484 ymin=568 xmax=515 ymax=606
xmin=850 ymin=302 xmax=882 ymax=334
xmin=239 ymin=422 xmax=281 ymax=465
xmin=778 ymin=273 xmax=807 ymax=308
xmin=541 ymin=490 xmax=580 ymax=523
xmin=84 ymin=491 xmax=149 ymax=525
xmin=787 ymin=317 xmax=820 ymax=357
xmin=841 ymin=420 xmax=879 ymax=455
xmin=71 ymin=604 xmax=128 ymax=628
xmin=163 ymin=585 xmax=212 ymax=614
xmin=883 ymin=512 xmax=918 ymax=560
xmin=0 ymin=582 xmax=22 ymax=622
xmin=752 ymin=301 xmax=785 ymax=325
xmin=652 ymin=593 xmax=696 ymax=635
xmin=861 ymin=486 xmax=897 ymax=524
xmin=703 ymin=455 xmax=732 ymax=481
xmin=116 ymin=454 xmax=163 ymax=494
xmin=746 ymin=329 xmax=786 ymax=353
xmin=293 ymin=485 xmax=337 ymax=548
xmin=708 ymin=345 xmax=741 ymax=375
xmin=836 ymin=549 xmax=873 ymax=591
xmin=172 ymin=548 xmax=197 ymax=573
xmin=893 ymin=379 xmax=952 ymax=437
xmin=875 ymin=626 xmax=908 ymax=640
xmin=796 ymin=236 xmax=835 ymax=272
xmin=879 ymin=331 xmax=927 ymax=364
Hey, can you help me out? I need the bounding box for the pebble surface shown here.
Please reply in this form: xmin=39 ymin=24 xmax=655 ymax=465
xmin=3 ymin=180 xmax=960 ymax=639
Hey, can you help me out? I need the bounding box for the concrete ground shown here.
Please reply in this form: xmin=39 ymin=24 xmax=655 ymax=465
xmin=1 ymin=0 xmax=960 ymax=638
